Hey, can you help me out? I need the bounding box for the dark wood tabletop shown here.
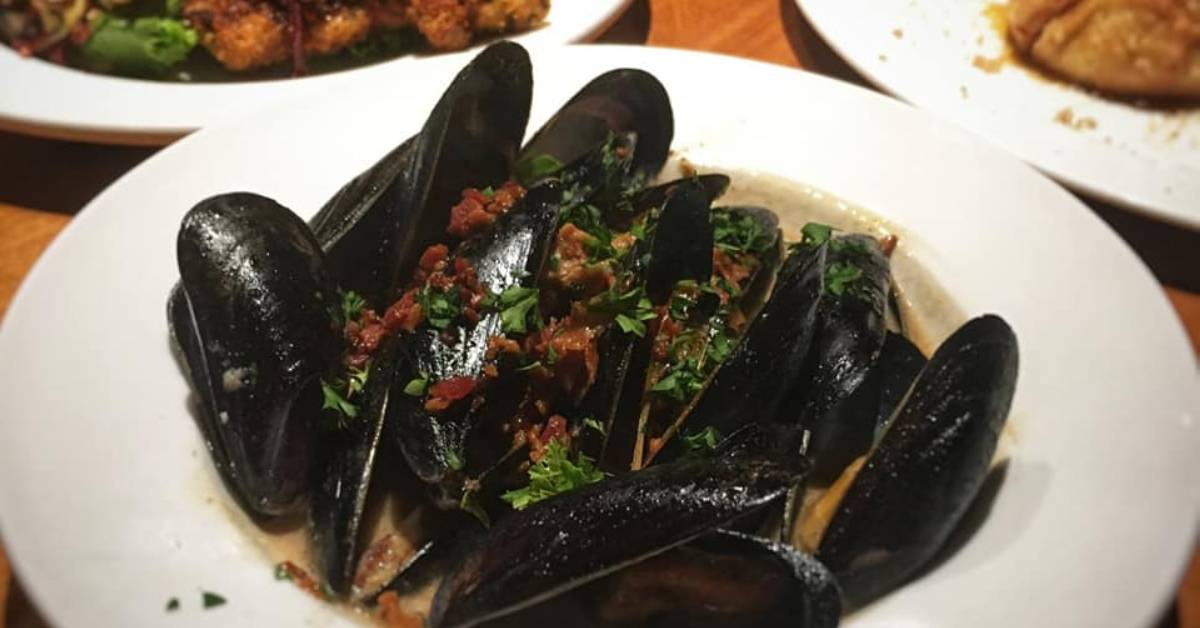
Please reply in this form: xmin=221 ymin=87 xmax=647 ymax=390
xmin=1 ymin=0 xmax=1197 ymax=625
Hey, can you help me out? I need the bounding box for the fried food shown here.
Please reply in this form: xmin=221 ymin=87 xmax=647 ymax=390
xmin=1008 ymin=0 xmax=1200 ymax=99
xmin=183 ymin=0 xmax=548 ymax=73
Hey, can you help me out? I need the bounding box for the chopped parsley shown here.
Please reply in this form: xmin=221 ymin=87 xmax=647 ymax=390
xmin=682 ymin=426 xmax=722 ymax=454
xmin=669 ymin=280 xmax=699 ymax=321
xmin=707 ymin=326 xmax=737 ymax=365
xmin=444 ymin=446 xmax=464 ymax=471
xmin=801 ymin=222 xmax=833 ymax=247
xmin=273 ymin=563 xmax=292 ymax=581
xmin=347 ymin=363 xmax=370 ymax=396
xmin=545 ymin=345 xmax=559 ymax=365
xmin=713 ymin=209 xmax=772 ymax=254
xmin=582 ymin=417 xmax=607 ymax=435
xmin=826 ymin=261 xmax=863 ymax=297
xmin=501 ymin=440 xmax=605 ymax=510
xmin=340 ymin=290 xmax=367 ymax=323
xmin=514 ymin=153 xmax=565 ymax=186
xmin=403 ymin=374 xmax=429 ymax=397
xmin=515 ymin=360 xmax=543 ymax=373
xmin=321 ymin=379 xmax=359 ymax=420
xmin=495 ymin=286 xmax=541 ymax=335
xmin=650 ymin=358 xmax=706 ymax=404
xmin=587 ymin=285 xmax=656 ymax=337
xmin=201 ymin=591 xmax=226 ymax=609
xmin=166 ymin=597 xmax=180 ymax=612
xmin=417 ymin=285 xmax=462 ymax=330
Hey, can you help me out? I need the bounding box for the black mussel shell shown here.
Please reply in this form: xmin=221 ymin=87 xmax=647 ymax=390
xmin=633 ymin=173 xmax=731 ymax=214
xmin=789 ymin=234 xmax=892 ymax=483
xmin=816 ymin=315 xmax=1018 ymax=608
xmin=654 ymin=241 xmax=827 ymax=464
xmin=644 ymin=179 xmax=715 ymax=303
xmin=518 ymin=69 xmax=673 ymax=181
xmin=388 ymin=182 xmax=563 ymax=488
xmin=170 ymin=192 xmax=343 ymax=517
xmin=428 ymin=455 xmax=803 ymax=628
xmin=310 ymin=41 xmax=533 ymax=303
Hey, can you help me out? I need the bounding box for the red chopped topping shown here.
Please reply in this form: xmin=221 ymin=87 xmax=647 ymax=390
xmin=652 ymin=316 xmax=683 ymax=361
xmin=276 ymin=561 xmax=324 ymax=599
xmin=713 ymin=249 xmax=752 ymax=288
xmin=419 ymin=244 xmax=450 ymax=273
xmin=529 ymin=415 xmax=569 ymax=462
xmin=376 ymin=591 xmax=423 ymax=628
xmin=425 ymin=376 xmax=478 ymax=413
xmin=487 ymin=335 xmax=521 ymax=359
xmin=548 ymin=324 xmax=599 ymax=404
xmin=446 ymin=181 xmax=527 ymax=240
xmin=879 ymin=234 xmax=898 ymax=257
xmin=549 ymin=224 xmax=616 ymax=297
xmin=382 ymin=289 xmax=424 ymax=332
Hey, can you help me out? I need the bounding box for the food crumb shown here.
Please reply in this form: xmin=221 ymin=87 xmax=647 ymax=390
xmin=201 ymin=591 xmax=226 ymax=609
xmin=1053 ymin=108 xmax=1098 ymax=131
xmin=972 ymin=54 xmax=1004 ymax=74
xmin=879 ymin=53 xmax=888 ymax=62
xmin=960 ymin=85 xmax=969 ymax=99
xmin=892 ymin=28 xmax=904 ymax=39
xmin=166 ymin=597 xmax=180 ymax=612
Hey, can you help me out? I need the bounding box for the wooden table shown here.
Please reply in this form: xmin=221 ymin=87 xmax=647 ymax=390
xmin=1 ymin=0 xmax=1197 ymax=625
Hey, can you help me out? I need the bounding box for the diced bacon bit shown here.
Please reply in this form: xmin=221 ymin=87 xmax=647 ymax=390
xmin=879 ymin=234 xmax=898 ymax=257
xmin=652 ymin=316 xmax=683 ymax=361
xmin=276 ymin=561 xmax=325 ymax=599
xmin=353 ymin=534 xmax=414 ymax=594
xmin=548 ymin=223 xmax=616 ymax=298
xmin=376 ymin=591 xmax=424 ymax=628
xmin=419 ymin=243 xmax=450 ymax=272
xmin=483 ymin=363 xmax=499 ymax=378
xmin=486 ymin=335 xmax=521 ymax=359
xmin=345 ymin=309 xmax=386 ymax=367
xmin=446 ymin=181 xmax=527 ymax=240
xmin=713 ymin=248 xmax=753 ymax=288
xmin=611 ymin=231 xmax=637 ymax=253
xmin=547 ymin=323 xmax=599 ymax=404
xmin=382 ymin=289 xmax=424 ymax=333
xmin=528 ymin=415 xmax=570 ymax=462
xmin=647 ymin=437 xmax=667 ymax=457
xmin=424 ymin=376 xmax=478 ymax=413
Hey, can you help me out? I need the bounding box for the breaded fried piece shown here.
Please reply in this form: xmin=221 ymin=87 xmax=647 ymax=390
xmin=473 ymin=0 xmax=548 ymax=33
xmin=183 ymin=0 xmax=370 ymax=71
xmin=407 ymin=0 xmax=473 ymax=50
xmin=1008 ymin=0 xmax=1200 ymax=98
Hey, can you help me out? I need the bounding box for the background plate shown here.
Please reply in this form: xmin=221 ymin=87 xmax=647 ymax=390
xmin=0 ymin=46 xmax=1197 ymax=627
xmin=795 ymin=0 xmax=1200 ymax=230
xmin=0 ymin=1 xmax=631 ymax=145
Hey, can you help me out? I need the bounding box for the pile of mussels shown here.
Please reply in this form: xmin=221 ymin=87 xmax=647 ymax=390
xmin=168 ymin=42 xmax=1019 ymax=627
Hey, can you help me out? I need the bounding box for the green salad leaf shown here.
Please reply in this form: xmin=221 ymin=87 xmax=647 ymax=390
xmin=501 ymin=440 xmax=605 ymax=510
xmin=81 ymin=14 xmax=197 ymax=77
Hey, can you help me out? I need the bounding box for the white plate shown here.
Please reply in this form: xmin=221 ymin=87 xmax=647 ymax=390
xmin=795 ymin=0 xmax=1200 ymax=230
xmin=0 ymin=1 xmax=630 ymax=145
xmin=0 ymin=46 xmax=1198 ymax=628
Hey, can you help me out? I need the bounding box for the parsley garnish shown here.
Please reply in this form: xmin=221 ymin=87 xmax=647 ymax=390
xmin=587 ymin=285 xmax=656 ymax=337
xmin=321 ymin=379 xmax=359 ymax=420
xmin=444 ymin=446 xmax=464 ymax=471
xmin=273 ymin=563 xmax=292 ymax=581
xmin=417 ymin=285 xmax=462 ymax=330
xmin=403 ymin=374 xmax=428 ymax=397
xmin=801 ymin=222 xmax=833 ymax=246
xmin=201 ymin=591 xmax=226 ymax=609
xmin=583 ymin=417 xmax=607 ymax=435
xmin=495 ymin=286 xmax=541 ymax=335
xmin=500 ymin=440 xmax=605 ymax=510
xmin=650 ymin=359 xmax=706 ymax=404
xmin=682 ymin=426 xmax=722 ymax=453
xmin=341 ymin=290 xmax=367 ymax=323
xmin=347 ymin=363 xmax=370 ymax=396
xmin=516 ymin=360 xmax=543 ymax=373
xmin=514 ymin=153 xmax=565 ymax=186
xmin=480 ymin=186 xmax=495 ymax=198
xmin=826 ymin=261 xmax=863 ymax=296
xmin=707 ymin=327 xmax=737 ymax=365
xmin=668 ymin=280 xmax=699 ymax=321
xmin=166 ymin=597 xmax=180 ymax=612
xmin=713 ymin=209 xmax=771 ymax=254
xmin=545 ymin=345 xmax=559 ymax=365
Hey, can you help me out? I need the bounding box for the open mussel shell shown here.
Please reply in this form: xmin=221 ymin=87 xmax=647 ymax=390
xmin=813 ymin=314 xmax=1018 ymax=608
xmin=310 ymin=41 xmax=533 ymax=303
xmin=518 ymin=68 xmax=673 ymax=181
xmin=633 ymin=173 xmax=731 ymax=214
xmin=653 ymin=241 xmax=828 ymax=464
xmin=644 ymin=179 xmax=715 ymax=303
xmin=170 ymin=192 xmax=343 ymax=517
xmin=388 ymin=182 xmax=564 ymax=488
xmin=788 ymin=234 xmax=892 ymax=484
xmin=427 ymin=455 xmax=803 ymax=628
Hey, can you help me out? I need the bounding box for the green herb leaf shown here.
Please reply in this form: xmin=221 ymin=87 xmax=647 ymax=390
xmin=514 ymin=153 xmax=566 ymax=186
xmin=498 ymin=286 xmax=541 ymax=335
xmin=682 ymin=426 xmax=722 ymax=454
xmin=403 ymin=374 xmax=429 ymax=397
xmin=801 ymin=223 xmax=833 ymax=247
xmin=201 ymin=591 xmax=226 ymax=609
xmin=500 ymin=441 xmax=605 ymax=510
xmin=582 ymin=417 xmax=607 ymax=435
xmin=481 ymin=186 xmax=495 ymax=198
xmin=347 ymin=363 xmax=370 ymax=396
xmin=588 ymin=286 xmax=655 ymax=337
xmin=166 ymin=597 xmax=180 ymax=612
xmin=707 ymin=328 xmax=737 ymax=365
xmin=650 ymin=359 xmax=706 ymax=404
xmin=81 ymin=14 xmax=197 ymax=77
xmin=826 ymin=261 xmax=863 ymax=296
xmin=273 ymin=563 xmax=292 ymax=581
xmin=321 ymin=379 xmax=359 ymax=420
xmin=713 ymin=209 xmax=771 ymax=254
xmin=341 ymin=290 xmax=367 ymax=324
xmin=516 ymin=360 xmax=543 ymax=373
xmin=545 ymin=345 xmax=559 ymax=365
xmin=417 ymin=286 xmax=462 ymax=330
xmin=614 ymin=313 xmax=646 ymax=337
xmin=444 ymin=447 xmax=464 ymax=471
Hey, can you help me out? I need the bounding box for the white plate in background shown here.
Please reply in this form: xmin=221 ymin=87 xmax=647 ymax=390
xmin=0 ymin=1 xmax=631 ymax=145
xmin=0 ymin=46 xmax=1197 ymax=627
xmin=796 ymin=0 xmax=1200 ymax=230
